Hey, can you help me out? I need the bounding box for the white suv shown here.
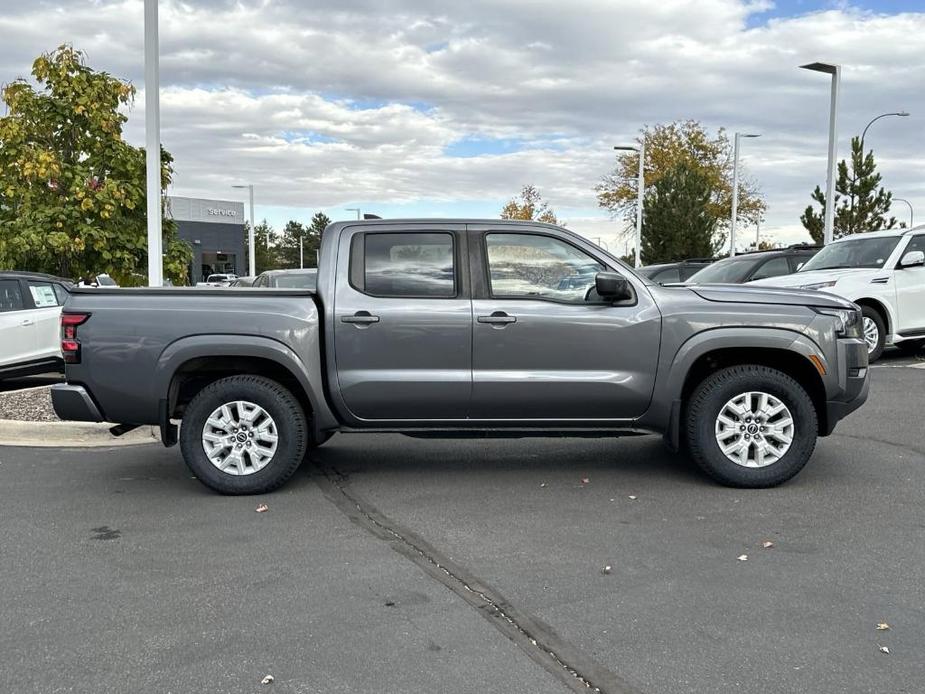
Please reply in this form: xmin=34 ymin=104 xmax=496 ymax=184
xmin=750 ymin=228 xmax=925 ymax=361
xmin=0 ymin=272 xmax=72 ymax=379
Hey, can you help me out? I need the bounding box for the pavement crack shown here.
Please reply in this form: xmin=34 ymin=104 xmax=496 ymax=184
xmin=312 ymin=462 xmax=641 ymax=694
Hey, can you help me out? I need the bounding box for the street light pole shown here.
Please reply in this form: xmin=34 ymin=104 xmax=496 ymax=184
xmin=144 ymin=0 xmax=163 ymax=287
xmin=860 ymin=111 xmax=910 ymax=149
xmin=232 ymin=184 xmax=255 ymax=276
xmin=800 ymin=62 xmax=841 ymax=245
xmin=893 ymin=198 xmax=914 ymax=228
xmin=614 ymin=144 xmax=645 ymax=268
xmin=730 ymin=133 xmax=760 ymax=257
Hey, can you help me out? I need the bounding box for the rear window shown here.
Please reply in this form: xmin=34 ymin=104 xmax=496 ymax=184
xmin=358 ymin=233 xmax=456 ymax=298
xmin=28 ymin=282 xmax=62 ymax=307
xmin=686 ymin=257 xmax=757 ymax=284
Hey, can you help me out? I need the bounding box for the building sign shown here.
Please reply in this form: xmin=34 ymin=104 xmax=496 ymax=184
xmin=167 ymin=196 xmax=245 ymax=225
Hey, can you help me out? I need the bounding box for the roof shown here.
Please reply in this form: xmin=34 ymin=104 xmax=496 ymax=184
xmin=828 ymin=227 xmax=922 ymax=242
xmin=0 ymin=270 xmax=73 ymax=284
xmin=324 ymin=218 xmax=566 ymax=232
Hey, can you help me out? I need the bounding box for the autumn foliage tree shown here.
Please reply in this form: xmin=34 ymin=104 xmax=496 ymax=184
xmin=0 ymin=45 xmax=190 ymax=284
xmin=801 ymin=136 xmax=897 ymax=243
xmin=596 ymin=121 xmax=766 ymax=244
xmin=501 ymin=185 xmax=558 ymax=224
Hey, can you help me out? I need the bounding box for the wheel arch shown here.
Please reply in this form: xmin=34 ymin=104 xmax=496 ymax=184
xmin=853 ymin=297 xmax=893 ymax=335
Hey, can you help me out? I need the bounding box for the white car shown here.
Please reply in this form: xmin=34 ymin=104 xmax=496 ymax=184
xmin=196 ymin=273 xmax=238 ymax=287
xmin=750 ymin=228 xmax=925 ymax=361
xmin=0 ymin=272 xmax=72 ymax=379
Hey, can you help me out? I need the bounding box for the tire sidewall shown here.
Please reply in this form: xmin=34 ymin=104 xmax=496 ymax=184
xmin=687 ymin=366 xmax=817 ymax=488
xmin=180 ymin=376 xmax=307 ymax=494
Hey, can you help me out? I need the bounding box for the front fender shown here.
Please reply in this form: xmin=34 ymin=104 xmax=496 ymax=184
xmin=155 ymin=334 xmax=338 ymax=430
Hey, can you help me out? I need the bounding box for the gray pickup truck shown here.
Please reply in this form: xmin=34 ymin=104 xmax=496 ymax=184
xmin=52 ymin=219 xmax=870 ymax=494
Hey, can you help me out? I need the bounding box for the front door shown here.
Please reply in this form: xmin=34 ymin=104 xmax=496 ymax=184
xmin=469 ymin=229 xmax=661 ymax=421
xmin=895 ymin=233 xmax=925 ymax=333
xmin=0 ymin=280 xmax=36 ymax=368
xmin=332 ymin=226 xmax=472 ymax=421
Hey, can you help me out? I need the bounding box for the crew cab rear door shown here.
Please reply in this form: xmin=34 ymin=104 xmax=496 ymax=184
xmin=467 ymin=226 xmax=661 ymax=421
xmin=332 ymin=224 xmax=471 ymax=421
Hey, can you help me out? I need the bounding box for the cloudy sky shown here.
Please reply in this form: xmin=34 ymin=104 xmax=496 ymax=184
xmin=1 ymin=0 xmax=923 ymax=251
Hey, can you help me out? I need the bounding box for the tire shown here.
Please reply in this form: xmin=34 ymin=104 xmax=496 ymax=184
xmin=179 ymin=375 xmax=307 ymax=495
xmin=861 ymin=305 xmax=886 ymax=363
xmin=684 ymin=365 xmax=818 ymax=488
xmin=895 ymin=339 xmax=925 ymax=355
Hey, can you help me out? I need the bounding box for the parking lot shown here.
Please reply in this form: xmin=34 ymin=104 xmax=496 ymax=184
xmin=1 ymin=353 xmax=923 ymax=694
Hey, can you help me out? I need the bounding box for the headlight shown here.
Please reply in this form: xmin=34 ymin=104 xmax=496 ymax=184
xmin=814 ymin=307 xmax=863 ymax=339
xmin=801 ymin=280 xmax=837 ymax=290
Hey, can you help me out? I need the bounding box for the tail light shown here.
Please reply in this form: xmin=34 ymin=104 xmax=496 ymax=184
xmin=61 ymin=313 xmax=90 ymax=363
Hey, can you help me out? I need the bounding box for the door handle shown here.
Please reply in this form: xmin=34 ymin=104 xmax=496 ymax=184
xmin=477 ymin=312 xmax=516 ymax=325
xmin=21 ymin=319 xmax=34 ymax=326
xmin=342 ymin=311 xmax=380 ymax=325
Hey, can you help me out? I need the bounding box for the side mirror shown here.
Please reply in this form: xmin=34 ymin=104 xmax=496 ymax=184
xmin=900 ymin=250 xmax=925 ymax=268
xmin=595 ymin=272 xmax=633 ymax=301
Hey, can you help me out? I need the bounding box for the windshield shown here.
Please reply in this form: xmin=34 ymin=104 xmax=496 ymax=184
xmin=274 ymin=271 xmax=317 ymax=289
xmin=799 ymin=236 xmax=900 ymax=272
xmin=207 ymin=274 xmax=228 ymax=282
xmin=96 ymin=275 xmax=117 ymax=286
xmin=685 ymin=257 xmax=757 ymax=284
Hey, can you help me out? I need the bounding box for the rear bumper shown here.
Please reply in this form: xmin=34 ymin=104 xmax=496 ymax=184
xmin=51 ymin=384 xmax=104 ymax=422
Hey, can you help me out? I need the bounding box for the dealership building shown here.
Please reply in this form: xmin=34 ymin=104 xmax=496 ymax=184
xmin=167 ymin=196 xmax=246 ymax=284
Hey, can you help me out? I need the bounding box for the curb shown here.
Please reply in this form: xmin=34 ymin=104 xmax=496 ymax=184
xmin=0 ymin=419 xmax=161 ymax=448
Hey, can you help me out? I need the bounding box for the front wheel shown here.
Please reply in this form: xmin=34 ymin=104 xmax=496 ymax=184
xmin=861 ymin=306 xmax=886 ymax=362
xmin=684 ymin=365 xmax=818 ymax=488
xmin=179 ymin=375 xmax=308 ymax=494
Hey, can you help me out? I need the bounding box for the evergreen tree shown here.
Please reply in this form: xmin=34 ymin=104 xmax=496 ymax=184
xmin=243 ymin=220 xmax=278 ymax=274
xmin=303 ymin=212 xmax=330 ymax=267
xmin=277 ymin=220 xmax=305 ymax=269
xmin=640 ymin=162 xmax=722 ymax=264
xmin=801 ymin=136 xmax=897 ymax=243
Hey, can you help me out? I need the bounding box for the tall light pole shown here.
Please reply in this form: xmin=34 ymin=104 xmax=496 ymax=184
xmin=800 ymin=62 xmax=841 ymax=245
xmin=860 ymin=111 xmax=909 ymax=149
xmin=894 ymin=198 xmax=914 ymax=228
xmin=345 ymin=207 xmax=362 ymax=220
xmin=144 ymin=0 xmax=163 ymax=286
xmin=730 ymin=133 xmax=760 ymax=257
xmin=614 ymin=144 xmax=645 ymax=267
xmin=232 ymin=184 xmax=255 ymax=276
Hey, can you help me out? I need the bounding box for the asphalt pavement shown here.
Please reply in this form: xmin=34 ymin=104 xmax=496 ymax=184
xmin=1 ymin=358 xmax=923 ymax=693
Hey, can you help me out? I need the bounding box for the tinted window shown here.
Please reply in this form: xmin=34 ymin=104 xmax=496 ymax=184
xmin=679 ymin=265 xmax=709 ymax=281
xmin=52 ymin=283 xmax=69 ymax=304
xmin=905 ymin=235 xmax=925 ymax=254
xmin=0 ymin=280 xmax=25 ymax=312
xmin=750 ymin=256 xmax=791 ymax=281
xmin=652 ymin=268 xmax=681 ymax=284
xmin=28 ymin=281 xmax=62 ymax=307
xmin=96 ymin=275 xmax=117 ymax=286
xmin=363 ymin=233 xmax=455 ymax=297
xmin=274 ymin=271 xmax=317 ymax=289
xmin=486 ymin=233 xmax=604 ymax=303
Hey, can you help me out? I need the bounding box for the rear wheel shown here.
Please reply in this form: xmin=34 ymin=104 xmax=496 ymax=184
xmin=179 ymin=375 xmax=307 ymax=494
xmin=685 ymin=365 xmax=818 ymax=488
xmin=861 ymin=306 xmax=886 ymax=362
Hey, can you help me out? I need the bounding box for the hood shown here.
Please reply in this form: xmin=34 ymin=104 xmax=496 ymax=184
xmin=748 ymin=267 xmax=876 ymax=288
xmin=689 ymin=283 xmax=855 ymax=309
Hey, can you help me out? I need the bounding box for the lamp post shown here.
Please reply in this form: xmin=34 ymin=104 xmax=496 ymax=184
xmin=345 ymin=208 xmax=362 ymax=220
xmin=860 ymin=111 xmax=910 ymax=149
xmin=232 ymin=184 xmax=255 ymax=276
xmin=800 ymin=62 xmax=841 ymax=245
xmin=730 ymin=133 xmax=760 ymax=257
xmin=144 ymin=0 xmax=163 ymax=286
xmin=893 ymin=198 xmax=914 ymax=228
xmin=614 ymin=144 xmax=645 ymax=267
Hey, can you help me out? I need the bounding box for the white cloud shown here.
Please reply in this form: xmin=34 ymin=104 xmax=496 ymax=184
xmin=0 ymin=0 xmax=923 ymax=247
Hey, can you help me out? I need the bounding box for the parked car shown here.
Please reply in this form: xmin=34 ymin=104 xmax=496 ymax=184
xmin=0 ymin=271 xmax=71 ymax=379
xmin=228 ymin=276 xmax=254 ymax=287
xmin=685 ymin=245 xmax=821 ymax=285
xmin=750 ymin=228 xmax=925 ymax=361
xmin=75 ymin=273 xmax=118 ymax=288
xmin=252 ymin=269 xmax=318 ymax=289
xmin=197 ymin=273 xmax=238 ymax=287
xmin=52 ymin=219 xmax=869 ymax=494
xmin=638 ymin=259 xmax=714 ymax=284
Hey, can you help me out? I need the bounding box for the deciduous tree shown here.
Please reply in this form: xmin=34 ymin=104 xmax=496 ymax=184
xmin=0 ymin=45 xmax=190 ymax=284
xmin=501 ymin=185 xmax=558 ymax=224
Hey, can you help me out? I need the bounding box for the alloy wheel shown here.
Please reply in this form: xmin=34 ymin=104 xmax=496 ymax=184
xmin=714 ymin=391 xmax=794 ymax=468
xmin=201 ymin=400 xmax=279 ymax=475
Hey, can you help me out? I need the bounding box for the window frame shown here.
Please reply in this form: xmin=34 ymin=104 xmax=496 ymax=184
xmin=480 ymin=231 xmax=618 ymax=306
xmin=747 ymin=255 xmax=792 ymax=282
xmin=349 ymin=230 xmax=463 ymax=300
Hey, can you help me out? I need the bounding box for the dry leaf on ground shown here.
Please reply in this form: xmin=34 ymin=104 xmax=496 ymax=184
xmin=255 ymin=504 xmax=269 ymax=513
xmin=737 ymin=554 xmax=748 ymax=561
xmin=261 ymin=674 xmax=274 ymax=684
xmin=876 ymin=623 xmax=891 ymax=631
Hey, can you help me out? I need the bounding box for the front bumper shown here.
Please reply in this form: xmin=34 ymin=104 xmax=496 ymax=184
xmin=51 ymin=384 xmax=104 ymax=422
xmin=820 ymin=338 xmax=870 ymax=435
